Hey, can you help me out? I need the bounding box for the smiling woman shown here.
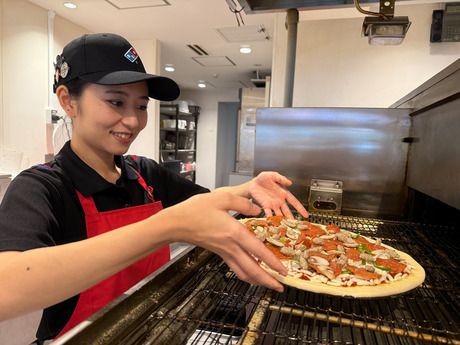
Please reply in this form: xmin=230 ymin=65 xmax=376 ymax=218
xmin=0 ymin=33 xmax=308 ymax=344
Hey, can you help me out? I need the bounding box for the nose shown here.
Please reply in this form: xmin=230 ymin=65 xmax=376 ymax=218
xmin=121 ymin=108 xmax=142 ymax=129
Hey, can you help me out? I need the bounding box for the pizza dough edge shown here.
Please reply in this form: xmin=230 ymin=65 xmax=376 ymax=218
xmin=240 ymin=217 xmax=426 ymax=298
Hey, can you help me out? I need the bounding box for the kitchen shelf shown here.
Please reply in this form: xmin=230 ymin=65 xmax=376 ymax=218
xmin=160 ymin=103 xmax=199 ymax=183
xmin=160 ymin=128 xmax=195 ymax=133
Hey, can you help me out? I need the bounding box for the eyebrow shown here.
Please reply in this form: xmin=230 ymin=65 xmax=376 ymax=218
xmin=105 ymin=89 xmax=149 ymax=100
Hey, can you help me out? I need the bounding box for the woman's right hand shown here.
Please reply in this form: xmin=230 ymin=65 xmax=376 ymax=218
xmin=157 ymin=191 xmax=287 ymax=292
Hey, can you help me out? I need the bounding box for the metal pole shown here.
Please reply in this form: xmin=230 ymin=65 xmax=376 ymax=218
xmin=284 ymin=8 xmax=299 ymax=107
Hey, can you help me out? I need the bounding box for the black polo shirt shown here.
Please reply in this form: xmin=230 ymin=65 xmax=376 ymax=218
xmin=0 ymin=141 xmax=208 ymax=340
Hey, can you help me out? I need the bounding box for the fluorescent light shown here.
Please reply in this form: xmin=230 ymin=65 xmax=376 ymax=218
xmin=164 ymin=64 xmax=175 ymax=72
xmin=197 ymin=81 xmax=206 ymax=88
xmin=63 ymin=2 xmax=77 ymax=9
xmin=239 ymin=45 xmax=252 ymax=54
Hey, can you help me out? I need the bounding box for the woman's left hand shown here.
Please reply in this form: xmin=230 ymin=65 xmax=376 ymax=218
xmin=248 ymin=172 xmax=308 ymax=219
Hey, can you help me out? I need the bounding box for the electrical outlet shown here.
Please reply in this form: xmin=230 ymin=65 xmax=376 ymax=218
xmin=45 ymin=107 xmax=58 ymax=124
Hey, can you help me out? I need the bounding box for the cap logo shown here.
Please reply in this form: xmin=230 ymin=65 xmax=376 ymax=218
xmin=60 ymin=62 xmax=70 ymax=78
xmin=124 ymin=47 xmax=139 ymax=63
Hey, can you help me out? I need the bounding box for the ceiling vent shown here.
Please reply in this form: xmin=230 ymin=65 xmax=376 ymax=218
xmin=216 ymin=24 xmax=270 ymax=42
xmin=192 ymin=56 xmax=236 ymax=67
xmin=186 ymin=44 xmax=209 ymax=56
xmin=105 ymin=0 xmax=170 ymax=9
xmin=251 ymin=70 xmax=269 ymax=88
xmin=211 ymin=80 xmax=248 ymax=88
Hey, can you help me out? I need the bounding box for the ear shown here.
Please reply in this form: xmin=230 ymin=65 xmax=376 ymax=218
xmin=56 ymin=85 xmax=77 ymax=117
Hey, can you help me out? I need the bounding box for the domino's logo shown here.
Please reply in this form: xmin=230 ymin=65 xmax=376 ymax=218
xmin=124 ymin=47 xmax=139 ymax=63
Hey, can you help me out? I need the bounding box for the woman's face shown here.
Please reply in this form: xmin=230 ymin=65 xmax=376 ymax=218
xmin=71 ymin=82 xmax=149 ymax=157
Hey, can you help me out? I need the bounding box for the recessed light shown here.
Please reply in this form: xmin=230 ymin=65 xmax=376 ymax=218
xmin=240 ymin=45 xmax=252 ymax=54
xmin=63 ymin=2 xmax=77 ymax=9
xmin=197 ymin=81 xmax=206 ymax=88
xmin=164 ymin=64 xmax=175 ymax=72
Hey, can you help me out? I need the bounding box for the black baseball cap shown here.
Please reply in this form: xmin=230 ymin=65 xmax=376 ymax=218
xmin=53 ymin=33 xmax=180 ymax=101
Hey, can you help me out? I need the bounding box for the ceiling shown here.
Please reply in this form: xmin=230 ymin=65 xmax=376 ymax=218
xmin=26 ymin=0 xmax=451 ymax=92
xmin=27 ymin=0 xmax=278 ymax=91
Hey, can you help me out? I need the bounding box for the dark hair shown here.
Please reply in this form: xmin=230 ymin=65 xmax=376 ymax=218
xmin=64 ymin=78 xmax=90 ymax=98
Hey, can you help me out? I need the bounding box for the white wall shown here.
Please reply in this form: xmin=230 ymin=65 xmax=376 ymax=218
xmin=180 ymin=89 xmax=239 ymax=190
xmin=1 ymin=0 xmax=48 ymax=166
xmin=0 ymin=0 xmax=161 ymax=168
xmin=127 ymin=39 xmax=160 ymax=162
xmin=271 ymin=3 xmax=460 ymax=107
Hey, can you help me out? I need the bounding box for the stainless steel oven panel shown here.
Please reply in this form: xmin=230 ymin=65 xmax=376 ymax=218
xmin=407 ymin=97 xmax=460 ymax=210
xmin=254 ymin=107 xmax=411 ymax=218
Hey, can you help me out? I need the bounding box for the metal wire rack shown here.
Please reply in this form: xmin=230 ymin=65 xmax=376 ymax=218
xmin=61 ymin=215 xmax=460 ymax=345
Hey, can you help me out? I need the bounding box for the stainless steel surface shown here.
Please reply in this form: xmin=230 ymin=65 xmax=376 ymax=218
xmin=53 ymin=214 xmax=460 ymax=344
xmin=407 ymin=97 xmax=460 ymax=210
xmin=254 ymin=107 xmax=411 ymax=218
xmin=236 ymin=88 xmax=265 ymax=174
xmin=390 ymin=58 xmax=460 ymax=211
xmin=237 ymin=0 xmax=417 ymax=14
xmin=308 ymin=179 xmax=343 ymax=214
xmin=283 ymin=9 xmax=298 ymax=107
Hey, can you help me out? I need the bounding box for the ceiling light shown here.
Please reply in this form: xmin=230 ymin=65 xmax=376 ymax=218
xmin=164 ymin=64 xmax=175 ymax=72
xmin=197 ymin=81 xmax=206 ymax=88
xmin=362 ymin=16 xmax=411 ymax=45
xmin=354 ymin=0 xmax=411 ymax=45
xmin=240 ymin=45 xmax=252 ymax=54
xmin=63 ymin=2 xmax=77 ymax=9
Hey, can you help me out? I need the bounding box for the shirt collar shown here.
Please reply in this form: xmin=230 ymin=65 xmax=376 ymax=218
xmin=54 ymin=141 xmax=138 ymax=196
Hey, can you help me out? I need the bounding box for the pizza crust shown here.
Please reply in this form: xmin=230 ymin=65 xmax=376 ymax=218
xmin=241 ymin=218 xmax=426 ymax=298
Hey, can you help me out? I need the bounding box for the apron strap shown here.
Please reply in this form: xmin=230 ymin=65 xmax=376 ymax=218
xmin=75 ymin=190 xmax=99 ymax=215
xmin=128 ymin=165 xmax=154 ymax=202
xmin=74 ymin=160 xmax=155 ymax=212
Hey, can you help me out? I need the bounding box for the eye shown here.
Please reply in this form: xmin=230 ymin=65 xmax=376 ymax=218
xmin=107 ymin=100 xmax=123 ymax=107
xmin=138 ymin=104 xmax=148 ymax=111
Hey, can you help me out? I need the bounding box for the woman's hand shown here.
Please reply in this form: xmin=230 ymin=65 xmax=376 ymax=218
xmin=159 ymin=191 xmax=288 ymax=292
xmin=247 ymin=172 xmax=308 ymax=219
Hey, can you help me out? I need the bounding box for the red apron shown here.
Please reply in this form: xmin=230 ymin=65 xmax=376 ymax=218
xmin=56 ymin=167 xmax=170 ymax=338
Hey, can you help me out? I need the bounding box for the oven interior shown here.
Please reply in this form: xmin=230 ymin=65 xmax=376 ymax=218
xmin=58 ymin=214 xmax=459 ymax=345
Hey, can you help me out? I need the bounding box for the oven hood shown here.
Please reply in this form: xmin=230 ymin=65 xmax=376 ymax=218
xmin=237 ymin=0 xmax=430 ymax=13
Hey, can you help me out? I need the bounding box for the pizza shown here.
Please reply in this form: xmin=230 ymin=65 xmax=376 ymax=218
xmin=241 ymin=216 xmax=425 ymax=298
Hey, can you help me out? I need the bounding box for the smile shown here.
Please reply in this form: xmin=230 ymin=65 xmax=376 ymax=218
xmin=110 ymin=131 xmax=133 ymax=141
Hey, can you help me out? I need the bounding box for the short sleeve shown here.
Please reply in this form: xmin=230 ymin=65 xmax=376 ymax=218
xmin=0 ymin=169 xmax=61 ymax=251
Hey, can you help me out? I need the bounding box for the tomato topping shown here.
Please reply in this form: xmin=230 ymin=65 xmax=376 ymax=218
xmin=310 ymin=251 xmax=336 ymax=262
xmin=346 ymin=248 xmax=361 ymax=261
xmin=326 ymin=224 xmax=341 ymax=233
xmin=330 ymin=261 xmax=343 ymax=276
xmin=268 ymin=215 xmax=284 ymax=226
xmin=300 ymin=274 xmax=310 ymax=280
xmin=265 ymin=244 xmax=291 ymax=259
xmin=303 ymin=238 xmax=313 ymax=248
xmin=278 ymin=227 xmax=287 ymax=238
xmin=304 ymin=226 xmax=326 ymax=238
xmin=375 ymin=258 xmax=406 ymax=276
xmin=322 ymin=240 xmax=340 ymax=251
xmin=367 ymin=243 xmax=386 ymax=251
xmin=245 ymin=223 xmax=256 ymax=233
xmin=254 ymin=219 xmax=268 ymax=226
xmin=346 ymin=265 xmax=381 ymax=280
xmin=354 ymin=236 xmax=371 ymax=245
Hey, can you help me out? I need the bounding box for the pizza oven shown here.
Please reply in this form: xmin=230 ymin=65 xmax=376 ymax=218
xmin=50 ymin=63 xmax=459 ymax=345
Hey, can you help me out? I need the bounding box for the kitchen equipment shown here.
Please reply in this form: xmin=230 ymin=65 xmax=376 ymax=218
xmin=308 ymin=179 xmax=343 ymax=214
xmin=50 ymin=214 xmax=460 ymax=345
xmin=50 ymin=60 xmax=460 ymax=345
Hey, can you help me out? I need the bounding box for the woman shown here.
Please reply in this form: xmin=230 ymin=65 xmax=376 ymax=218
xmin=0 ymin=33 xmax=308 ymax=341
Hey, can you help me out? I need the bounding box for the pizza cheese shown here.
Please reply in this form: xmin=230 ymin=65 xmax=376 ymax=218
xmin=242 ymin=216 xmax=425 ymax=297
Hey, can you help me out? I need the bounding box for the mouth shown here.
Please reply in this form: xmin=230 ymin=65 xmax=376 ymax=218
xmin=110 ymin=130 xmax=133 ymax=144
